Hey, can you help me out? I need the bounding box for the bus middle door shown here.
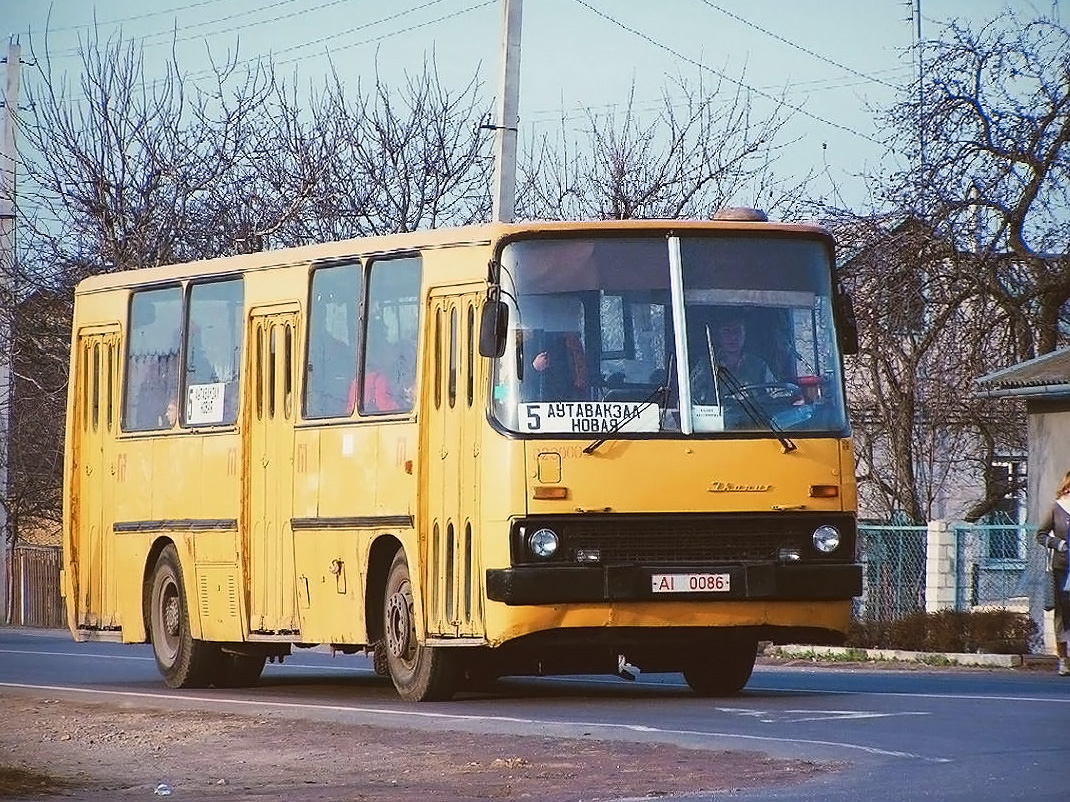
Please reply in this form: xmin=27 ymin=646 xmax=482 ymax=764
xmin=245 ymin=307 xmax=301 ymax=635
xmin=423 ymin=289 xmax=485 ymax=639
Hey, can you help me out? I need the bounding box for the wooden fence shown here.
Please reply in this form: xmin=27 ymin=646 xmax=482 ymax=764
xmin=9 ymin=544 xmax=64 ymax=628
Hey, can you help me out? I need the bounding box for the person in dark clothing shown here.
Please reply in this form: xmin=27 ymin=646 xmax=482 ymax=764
xmin=1035 ymin=469 xmax=1070 ymax=676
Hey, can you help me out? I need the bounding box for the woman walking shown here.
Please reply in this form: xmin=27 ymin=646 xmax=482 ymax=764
xmin=1036 ymin=469 xmax=1070 ymax=676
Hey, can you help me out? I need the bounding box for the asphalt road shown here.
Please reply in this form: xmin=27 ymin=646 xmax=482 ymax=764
xmin=3 ymin=627 xmax=1069 ymax=800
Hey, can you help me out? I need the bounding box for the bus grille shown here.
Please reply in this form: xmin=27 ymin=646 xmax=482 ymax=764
xmin=514 ymin=513 xmax=856 ymax=565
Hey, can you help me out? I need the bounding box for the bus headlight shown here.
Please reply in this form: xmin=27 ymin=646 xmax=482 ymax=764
xmin=528 ymin=528 xmax=559 ymax=559
xmin=812 ymin=525 xmax=841 ymax=553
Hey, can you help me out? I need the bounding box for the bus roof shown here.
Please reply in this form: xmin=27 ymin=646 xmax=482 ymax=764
xmin=74 ymin=217 xmax=833 ymax=295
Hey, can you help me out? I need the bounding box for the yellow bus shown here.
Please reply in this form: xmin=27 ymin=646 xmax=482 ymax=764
xmin=63 ymin=211 xmax=861 ymax=701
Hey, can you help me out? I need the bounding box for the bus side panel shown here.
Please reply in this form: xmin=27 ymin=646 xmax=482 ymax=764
xmin=290 ymin=424 xmax=373 ymax=644
xmin=189 ymin=433 xmax=244 ymax=643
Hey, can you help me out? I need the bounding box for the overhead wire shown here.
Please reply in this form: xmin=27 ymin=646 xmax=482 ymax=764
xmin=38 ymin=0 xmax=491 ymax=97
xmin=571 ymin=0 xmax=884 ymax=145
xmin=694 ymin=0 xmax=903 ymax=91
xmin=37 ymin=0 xmax=230 ymax=33
xmin=42 ymin=0 xmax=361 ymax=60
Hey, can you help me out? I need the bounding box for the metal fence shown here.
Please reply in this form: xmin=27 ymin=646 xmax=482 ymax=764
xmin=8 ymin=544 xmax=64 ymax=628
xmin=857 ymin=522 xmax=1035 ymax=624
xmin=857 ymin=524 xmax=928 ymax=623
xmin=949 ymin=523 xmax=1033 ymax=611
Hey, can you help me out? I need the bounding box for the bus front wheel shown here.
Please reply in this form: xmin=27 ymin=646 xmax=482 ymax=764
xmin=383 ymin=550 xmax=459 ymax=702
xmin=148 ymin=544 xmax=218 ymax=688
xmin=682 ymin=632 xmax=759 ymax=696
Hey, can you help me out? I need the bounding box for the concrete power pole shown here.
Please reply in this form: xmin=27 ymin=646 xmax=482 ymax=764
xmin=0 ymin=40 xmax=20 ymax=625
xmin=491 ymin=0 xmax=522 ymax=223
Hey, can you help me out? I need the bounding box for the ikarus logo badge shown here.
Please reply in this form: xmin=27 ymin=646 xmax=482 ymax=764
xmin=707 ymin=482 xmax=772 ymax=492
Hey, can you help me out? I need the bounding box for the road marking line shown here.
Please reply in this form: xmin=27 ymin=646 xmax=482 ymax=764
xmin=0 ymin=681 xmax=949 ymax=763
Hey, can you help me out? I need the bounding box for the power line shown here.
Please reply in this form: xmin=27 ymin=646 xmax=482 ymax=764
xmin=173 ymin=0 xmax=495 ymax=80
xmin=694 ymin=0 xmax=902 ymax=91
xmin=40 ymin=1 xmax=491 ymax=97
xmin=521 ymin=66 xmax=913 ymax=129
xmin=258 ymin=0 xmax=483 ymax=66
xmin=44 ymin=0 xmax=355 ymax=59
xmin=35 ymin=0 xmax=230 ymax=33
xmin=571 ymin=0 xmax=883 ymax=145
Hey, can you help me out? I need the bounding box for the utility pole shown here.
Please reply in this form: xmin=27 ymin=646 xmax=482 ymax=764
xmin=0 ymin=39 xmax=20 ymax=625
xmin=914 ymin=0 xmax=924 ymax=165
xmin=491 ymin=0 xmax=522 ymax=223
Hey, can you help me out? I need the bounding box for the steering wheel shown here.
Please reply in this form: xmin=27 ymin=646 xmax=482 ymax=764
xmin=724 ymin=382 xmax=800 ymax=402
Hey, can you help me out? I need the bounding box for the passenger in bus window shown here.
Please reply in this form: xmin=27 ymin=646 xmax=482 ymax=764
xmin=529 ymin=331 xmax=587 ymax=400
xmin=307 ymin=320 xmax=357 ymax=417
xmin=162 ymin=397 xmax=180 ymax=428
xmin=362 ymin=325 xmax=405 ymax=413
xmin=363 ymin=366 xmax=399 ymax=412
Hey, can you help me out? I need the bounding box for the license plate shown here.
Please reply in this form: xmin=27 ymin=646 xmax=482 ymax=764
xmin=651 ymin=572 xmax=731 ymax=593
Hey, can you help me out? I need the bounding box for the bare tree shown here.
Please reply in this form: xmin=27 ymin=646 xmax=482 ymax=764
xmin=833 ymin=215 xmax=1025 ymax=522
xmin=824 ymin=11 xmax=1068 ymax=521
xmin=886 ymin=13 xmax=1070 ymax=360
xmin=289 ymin=58 xmax=492 ymax=241
xmin=19 ymin=32 xmax=322 ymax=274
xmin=8 ymin=35 xmax=493 ymax=555
xmin=516 ymin=74 xmax=810 ymax=221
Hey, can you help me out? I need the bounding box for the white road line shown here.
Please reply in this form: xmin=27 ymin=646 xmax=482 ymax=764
xmin=5 ymin=647 xmax=1070 ymax=705
xmin=715 ymin=707 xmax=931 ymax=722
xmin=0 ymin=681 xmax=949 ymax=762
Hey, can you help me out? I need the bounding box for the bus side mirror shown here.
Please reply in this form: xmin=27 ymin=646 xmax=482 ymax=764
xmin=836 ymin=294 xmax=859 ymax=356
xmin=479 ymin=298 xmax=509 ymax=358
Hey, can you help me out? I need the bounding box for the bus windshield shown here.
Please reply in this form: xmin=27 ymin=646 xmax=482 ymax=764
xmin=490 ymin=234 xmax=849 ymax=437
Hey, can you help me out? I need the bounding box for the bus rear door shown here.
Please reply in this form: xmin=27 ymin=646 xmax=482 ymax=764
xmin=70 ymin=327 xmax=121 ymax=629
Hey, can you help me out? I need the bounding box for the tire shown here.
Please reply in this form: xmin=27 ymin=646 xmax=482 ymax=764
xmin=215 ymin=652 xmax=266 ymax=688
xmin=383 ymin=550 xmax=459 ymax=701
xmin=682 ymin=632 xmax=759 ymax=697
xmin=147 ymin=545 xmax=220 ymax=688
xmin=372 ymin=640 xmax=390 ymax=677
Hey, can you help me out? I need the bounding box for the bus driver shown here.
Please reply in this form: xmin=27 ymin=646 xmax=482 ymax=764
xmin=690 ymin=311 xmax=774 ymax=404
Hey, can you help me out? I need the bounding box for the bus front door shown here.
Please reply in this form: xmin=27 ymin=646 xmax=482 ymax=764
xmin=245 ymin=308 xmax=301 ymax=635
xmin=423 ymin=289 xmax=485 ymax=639
xmin=70 ymin=328 xmax=121 ymax=629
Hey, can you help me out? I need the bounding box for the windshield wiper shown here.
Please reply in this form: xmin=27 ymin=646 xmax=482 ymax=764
xmin=584 ymin=354 xmax=675 ymax=455
xmin=717 ymin=366 xmax=797 ymax=453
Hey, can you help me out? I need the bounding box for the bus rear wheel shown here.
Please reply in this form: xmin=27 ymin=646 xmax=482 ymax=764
xmin=383 ymin=550 xmax=459 ymax=702
xmin=148 ymin=544 xmax=219 ymax=688
xmin=682 ymin=632 xmax=759 ymax=696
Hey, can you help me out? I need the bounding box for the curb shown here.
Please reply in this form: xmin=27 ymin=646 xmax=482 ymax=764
xmin=766 ymin=643 xmax=1057 ymax=669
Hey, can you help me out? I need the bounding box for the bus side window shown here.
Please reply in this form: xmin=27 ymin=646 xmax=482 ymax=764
xmin=123 ymin=287 xmax=182 ymax=431
xmin=186 ymin=278 xmax=244 ymax=426
xmin=361 ymin=255 xmax=421 ymax=415
xmin=305 ymin=263 xmax=361 ymax=419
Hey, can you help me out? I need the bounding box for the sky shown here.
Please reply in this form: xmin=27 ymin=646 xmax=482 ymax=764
xmin=1 ymin=0 xmax=1054 ymax=211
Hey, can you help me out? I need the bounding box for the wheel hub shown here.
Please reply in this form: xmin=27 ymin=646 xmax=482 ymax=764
xmin=163 ymin=588 xmax=180 ymax=637
xmin=385 ymin=590 xmax=413 ymax=657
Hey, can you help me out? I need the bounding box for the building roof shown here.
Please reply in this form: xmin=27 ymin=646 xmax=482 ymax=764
xmin=974 ymin=348 xmax=1070 ymax=399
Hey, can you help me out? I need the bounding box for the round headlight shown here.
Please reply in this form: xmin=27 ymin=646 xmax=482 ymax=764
xmin=812 ymin=525 xmax=841 ymax=553
xmin=529 ymin=528 xmax=559 ymax=558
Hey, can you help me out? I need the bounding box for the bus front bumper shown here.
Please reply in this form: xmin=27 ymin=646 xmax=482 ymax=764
xmin=485 ymin=562 xmax=862 ymax=605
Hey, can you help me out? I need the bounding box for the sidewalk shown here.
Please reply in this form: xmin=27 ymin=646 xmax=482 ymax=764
xmin=765 ymin=643 xmax=1059 ymax=670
